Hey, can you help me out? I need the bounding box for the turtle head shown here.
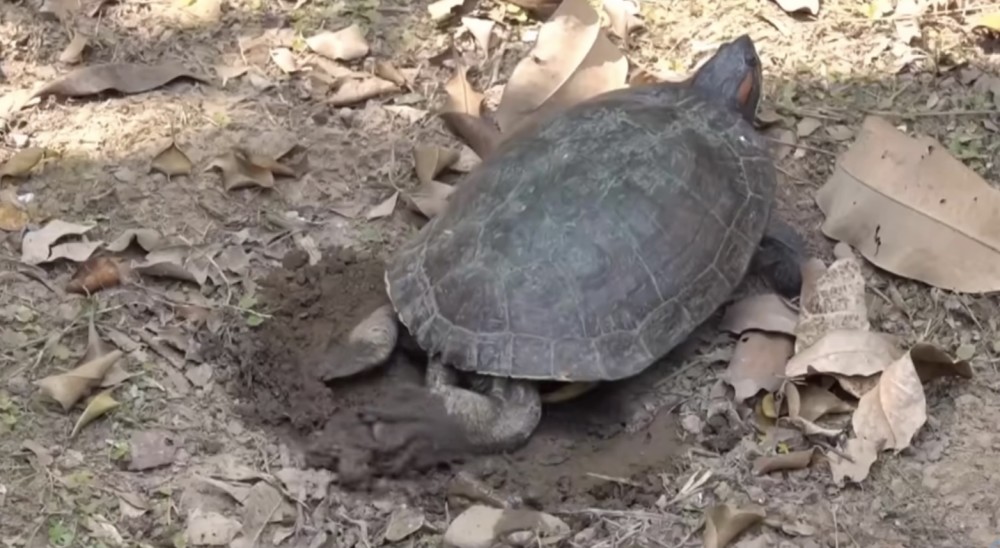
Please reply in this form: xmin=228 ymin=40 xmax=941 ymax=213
xmin=690 ymin=34 xmax=762 ymax=123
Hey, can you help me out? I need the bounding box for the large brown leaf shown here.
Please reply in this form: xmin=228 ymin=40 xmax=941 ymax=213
xmin=816 ymin=115 xmax=1000 ymax=293
xmin=32 ymin=62 xmax=208 ymax=99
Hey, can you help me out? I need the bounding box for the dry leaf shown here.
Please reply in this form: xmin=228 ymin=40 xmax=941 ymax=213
xmin=827 ymin=437 xmax=879 ymax=483
xmin=185 ymin=509 xmax=242 ymax=546
xmin=720 ymin=293 xmax=799 ymax=336
xmin=773 ymin=0 xmax=819 ymax=15
xmin=106 ymin=228 xmax=164 ymax=252
xmin=215 ymin=64 xmax=249 ymax=85
xmin=59 ymin=34 xmax=89 ymax=64
xmin=0 ymin=147 xmax=45 ymax=179
xmin=795 ymin=248 xmax=869 ymax=352
xmin=405 ymin=181 xmax=455 ymax=219
xmin=461 ymin=17 xmax=495 ymax=52
xmin=132 ymin=246 xmax=210 ymax=285
xmin=367 ymin=191 xmax=399 ymax=220
xmin=35 ymin=350 xmax=123 ymax=411
xmin=70 ymin=389 xmax=120 ymax=437
xmin=385 ymin=506 xmax=425 ymax=542
xmin=816 ymin=115 xmax=1000 ymax=293
xmin=40 ymin=0 xmax=80 ymax=21
xmin=374 ymin=60 xmax=409 ymax=88
xmin=910 ymin=342 xmax=974 ymax=383
xmin=32 ymin=62 xmax=207 ymax=99
xmin=495 ymin=0 xmax=601 ymax=132
xmin=602 ymin=0 xmax=643 ymax=43
xmin=414 ymin=146 xmax=460 ymax=185
xmin=443 ymin=66 xmax=485 ymax=116
xmin=328 ymin=77 xmax=399 ymax=106
xmin=66 ymin=256 xmax=122 ymax=294
xmin=796 ymin=117 xmax=822 ymax=137
xmin=826 ymin=125 xmax=854 ymax=141
xmin=270 ymin=48 xmax=299 ymax=73
xmin=852 ymin=348 xmax=927 ymax=451
xmin=723 ymin=331 xmax=794 ymax=401
xmin=151 ymin=141 xmax=193 ymax=177
xmin=21 ymin=219 xmax=96 ymax=265
xmin=786 ymin=329 xmax=904 ymax=378
xmin=496 ymin=0 xmax=628 ymax=137
xmin=752 ymin=448 xmax=816 ymax=475
xmin=428 ymin=0 xmax=467 ymax=21
xmin=831 ymin=374 xmax=880 ymax=399
xmin=786 ymin=383 xmax=855 ymax=422
xmin=781 ymin=415 xmax=843 ymax=438
xmin=209 ymin=151 xmax=275 ymax=190
xmin=439 ymin=112 xmax=501 ymax=159
xmin=306 ymin=25 xmax=370 ymax=61
xmin=703 ymin=504 xmax=766 ymax=548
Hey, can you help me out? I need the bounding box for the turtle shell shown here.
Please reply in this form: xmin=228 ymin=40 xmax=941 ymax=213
xmin=385 ymin=85 xmax=777 ymax=382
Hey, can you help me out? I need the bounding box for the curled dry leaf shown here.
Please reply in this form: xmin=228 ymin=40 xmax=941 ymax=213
xmin=0 ymin=147 xmax=45 ymax=179
xmin=270 ymin=48 xmax=299 ymax=73
xmin=66 ymin=256 xmax=122 ymax=294
xmin=786 ymin=329 xmax=903 ymax=378
xmin=720 ymin=293 xmax=799 ymax=336
xmin=215 ymin=64 xmax=249 ymax=85
xmin=106 ymin=228 xmax=164 ymax=252
xmin=366 ymin=191 xmax=399 ymax=220
xmin=910 ymin=342 xmax=974 ymax=383
xmin=59 ymin=34 xmax=89 ymax=64
xmin=703 ymin=504 xmax=766 ymax=548
xmin=723 ymin=331 xmax=794 ymax=401
xmin=785 ymin=383 xmax=855 ymax=422
xmin=35 ymin=350 xmax=124 ymax=411
xmin=495 ymin=0 xmax=601 ymax=132
xmin=428 ymin=0 xmax=467 ymax=22
xmin=21 ymin=219 xmax=96 ymax=265
xmin=414 ymin=145 xmax=460 ymax=185
xmin=443 ymin=65 xmax=485 ymax=116
xmin=32 ymin=62 xmax=207 ymax=99
xmin=850 ymin=345 xmax=965 ymax=452
xmin=405 ymin=181 xmax=455 ymax=219
xmin=328 ymin=77 xmax=399 ymax=106
xmin=150 ymin=141 xmax=193 ymax=177
xmin=374 ymin=60 xmax=409 ymax=88
xmin=827 ymin=437 xmax=879 ymax=484
xmin=461 ymin=16 xmax=495 ymax=53
xmin=773 ymin=0 xmax=819 ymax=15
xmin=209 ymin=151 xmax=276 ymax=190
xmin=70 ymin=389 xmax=119 ymax=438
xmin=795 ymin=249 xmax=869 ymax=353
xmin=440 ymin=112 xmax=501 ymax=160
xmin=132 ymin=246 xmax=210 ymax=285
xmin=752 ymin=448 xmax=816 ymax=475
xmin=385 ymin=506 xmax=425 ymax=542
xmin=817 ymin=115 xmax=1000 ymax=293
xmin=306 ymin=24 xmax=370 ymax=62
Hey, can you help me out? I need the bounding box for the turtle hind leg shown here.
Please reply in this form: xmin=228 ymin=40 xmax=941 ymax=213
xmin=310 ymin=303 xmax=399 ymax=381
xmin=752 ymin=216 xmax=806 ymax=299
xmin=426 ymin=359 xmax=542 ymax=453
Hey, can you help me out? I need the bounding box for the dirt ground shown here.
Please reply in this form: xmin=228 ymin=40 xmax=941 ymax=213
xmin=2 ymin=0 xmax=1000 ymax=546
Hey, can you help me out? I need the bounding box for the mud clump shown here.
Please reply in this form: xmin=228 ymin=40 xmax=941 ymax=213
xmin=214 ymin=247 xmax=473 ymax=484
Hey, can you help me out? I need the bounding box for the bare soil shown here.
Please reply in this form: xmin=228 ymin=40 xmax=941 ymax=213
xmin=3 ymin=0 xmax=1000 ymax=545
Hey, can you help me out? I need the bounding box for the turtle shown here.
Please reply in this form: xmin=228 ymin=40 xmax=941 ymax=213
xmin=314 ymin=34 xmax=805 ymax=454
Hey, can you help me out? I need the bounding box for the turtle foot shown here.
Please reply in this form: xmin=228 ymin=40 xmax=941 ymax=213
xmin=753 ymin=216 xmax=806 ymax=299
xmin=310 ymin=303 xmax=399 ymax=381
xmin=426 ymin=359 xmax=543 ymax=453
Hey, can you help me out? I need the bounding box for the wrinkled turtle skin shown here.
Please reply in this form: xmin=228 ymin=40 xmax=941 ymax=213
xmin=319 ymin=35 xmax=805 ymax=454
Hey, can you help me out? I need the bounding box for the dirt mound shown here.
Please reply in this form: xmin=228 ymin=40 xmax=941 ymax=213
xmin=211 ymin=247 xmax=476 ymax=484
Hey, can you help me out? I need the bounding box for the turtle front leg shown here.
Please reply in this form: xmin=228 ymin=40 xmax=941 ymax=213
xmin=311 ymin=303 xmax=399 ymax=381
xmin=425 ymin=359 xmax=543 ymax=453
xmin=752 ymin=216 xmax=806 ymax=299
